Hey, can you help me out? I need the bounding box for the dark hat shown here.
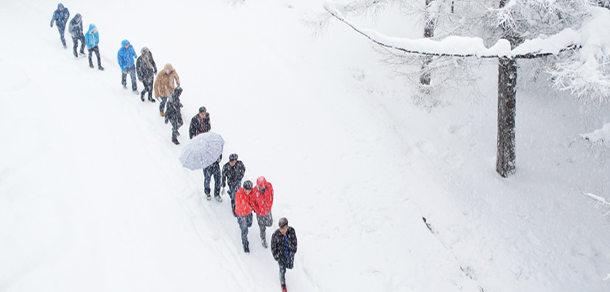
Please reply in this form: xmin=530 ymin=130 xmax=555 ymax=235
xmin=279 ymin=217 xmax=288 ymax=228
xmin=229 ymin=153 xmax=238 ymax=161
xmin=243 ymin=180 xmax=253 ymax=190
xmin=199 ymin=106 xmax=207 ymax=113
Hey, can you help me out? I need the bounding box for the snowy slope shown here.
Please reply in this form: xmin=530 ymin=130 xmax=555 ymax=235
xmin=1 ymin=0 xmax=609 ymax=292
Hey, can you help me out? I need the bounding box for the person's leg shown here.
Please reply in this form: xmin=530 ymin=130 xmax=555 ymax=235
xmin=144 ymin=80 xmax=154 ymax=101
xmin=129 ymin=66 xmax=137 ymax=91
xmin=256 ymin=214 xmax=266 ymax=239
xmin=159 ymin=96 xmax=167 ymax=113
xmin=229 ymin=185 xmax=237 ymax=216
xmin=94 ymin=46 xmax=102 ymax=68
xmin=79 ymin=36 xmax=86 ymax=55
xmin=238 ymin=216 xmax=250 ymax=251
xmin=213 ymin=169 xmax=221 ymax=197
xmin=171 ymin=120 xmax=179 ymax=142
xmin=88 ymin=47 xmax=94 ymax=67
xmin=72 ymin=36 xmax=78 ymax=57
xmin=58 ymin=26 xmax=66 ymax=47
xmin=121 ymin=70 xmax=127 ymax=87
xmin=203 ymin=168 xmax=212 ymax=196
xmin=279 ymin=262 xmax=287 ymax=286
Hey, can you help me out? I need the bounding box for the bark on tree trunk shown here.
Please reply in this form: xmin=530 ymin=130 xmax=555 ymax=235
xmin=496 ymin=0 xmax=521 ymax=177
xmin=496 ymin=57 xmax=517 ymax=177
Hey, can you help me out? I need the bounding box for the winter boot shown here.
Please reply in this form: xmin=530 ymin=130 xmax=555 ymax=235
xmin=148 ymin=97 xmax=156 ymax=103
xmin=281 ymin=284 xmax=287 ymax=292
xmin=261 ymin=237 xmax=268 ymax=248
xmin=214 ymin=195 xmax=222 ymax=202
xmin=132 ymin=90 xmax=139 ymax=95
xmin=205 ymin=193 xmax=212 ymax=201
xmin=98 ymin=65 xmax=104 ymax=71
xmin=140 ymin=92 xmax=145 ymax=102
xmin=89 ymin=63 xmax=94 ymax=69
xmin=160 ymin=110 xmax=165 ymax=117
xmin=244 ymin=245 xmax=250 ymax=254
xmin=172 ymin=139 xmax=180 ymax=145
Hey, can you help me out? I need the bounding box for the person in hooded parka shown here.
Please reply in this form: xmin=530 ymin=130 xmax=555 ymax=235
xmin=164 ymin=86 xmax=184 ymax=145
xmin=84 ymin=24 xmax=104 ymax=70
xmin=154 ymin=63 xmax=181 ymax=117
xmin=136 ymin=47 xmax=157 ymax=103
xmin=251 ymin=176 xmax=274 ymax=248
xmin=68 ymin=13 xmax=85 ymax=58
xmin=117 ymin=40 xmax=138 ymax=94
xmin=50 ymin=3 xmax=70 ymax=48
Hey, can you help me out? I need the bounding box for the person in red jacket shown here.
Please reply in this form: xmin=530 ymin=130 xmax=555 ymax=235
xmin=251 ymin=176 xmax=274 ymax=248
xmin=235 ymin=180 xmax=254 ymax=253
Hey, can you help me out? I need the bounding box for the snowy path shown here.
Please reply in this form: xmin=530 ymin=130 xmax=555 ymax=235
xmin=2 ymin=1 xmax=610 ymax=292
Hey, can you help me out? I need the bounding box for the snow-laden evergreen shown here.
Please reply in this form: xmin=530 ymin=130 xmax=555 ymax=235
xmin=1 ymin=0 xmax=609 ymax=292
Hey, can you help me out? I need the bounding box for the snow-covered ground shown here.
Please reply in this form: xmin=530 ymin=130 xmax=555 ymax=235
xmin=1 ymin=0 xmax=609 ymax=291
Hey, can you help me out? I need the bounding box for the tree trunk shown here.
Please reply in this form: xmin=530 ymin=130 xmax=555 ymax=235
xmin=420 ymin=0 xmax=435 ymax=86
xmin=496 ymin=0 xmax=522 ymax=177
xmin=496 ymin=57 xmax=517 ymax=177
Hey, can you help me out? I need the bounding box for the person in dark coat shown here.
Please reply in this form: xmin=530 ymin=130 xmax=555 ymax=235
xmin=50 ymin=3 xmax=70 ymax=48
xmin=136 ymin=47 xmax=157 ymax=103
xmin=164 ymin=87 xmax=183 ymax=145
xmin=68 ymin=13 xmax=85 ymax=58
xmin=204 ymin=154 xmax=222 ymax=202
xmin=221 ymin=153 xmax=246 ymax=217
xmin=271 ymin=217 xmax=297 ymax=292
xmin=189 ymin=106 xmax=211 ymax=139
xmin=235 ymin=180 xmax=254 ymax=254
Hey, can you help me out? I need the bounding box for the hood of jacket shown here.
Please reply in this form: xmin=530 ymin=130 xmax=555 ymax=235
xmin=57 ymin=3 xmax=64 ymax=9
xmin=172 ymin=86 xmax=183 ymax=98
xmin=121 ymin=39 xmax=130 ymax=48
xmin=73 ymin=13 xmax=81 ymax=22
xmin=256 ymin=176 xmax=268 ymax=188
xmin=163 ymin=63 xmax=175 ymax=73
xmin=87 ymin=24 xmax=97 ymax=34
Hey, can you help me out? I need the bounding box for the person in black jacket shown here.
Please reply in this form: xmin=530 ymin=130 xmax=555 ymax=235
xmin=136 ymin=47 xmax=157 ymax=102
xmin=68 ymin=13 xmax=85 ymax=58
xmin=189 ymin=106 xmax=211 ymax=139
xmin=204 ymin=154 xmax=222 ymax=202
xmin=164 ymin=87 xmax=183 ymax=145
xmin=271 ymin=217 xmax=297 ymax=292
xmin=221 ymin=153 xmax=246 ymax=216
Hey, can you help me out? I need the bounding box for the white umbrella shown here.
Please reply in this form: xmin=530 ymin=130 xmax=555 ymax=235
xmin=179 ymin=132 xmax=224 ymax=170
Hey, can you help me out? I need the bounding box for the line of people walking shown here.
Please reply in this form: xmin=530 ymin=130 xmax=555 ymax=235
xmin=50 ymin=4 xmax=297 ymax=291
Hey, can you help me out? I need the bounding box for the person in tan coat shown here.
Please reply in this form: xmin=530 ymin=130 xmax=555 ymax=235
xmin=154 ymin=63 xmax=180 ymax=117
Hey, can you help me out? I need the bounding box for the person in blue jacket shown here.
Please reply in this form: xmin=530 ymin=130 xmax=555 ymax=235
xmin=50 ymin=3 xmax=70 ymax=48
xmin=85 ymin=24 xmax=104 ymax=70
xmin=117 ymin=40 xmax=138 ymax=93
xmin=68 ymin=13 xmax=85 ymax=59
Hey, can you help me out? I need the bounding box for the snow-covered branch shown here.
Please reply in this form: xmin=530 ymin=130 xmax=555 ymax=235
xmin=584 ymin=192 xmax=610 ymax=208
xmin=324 ymin=1 xmax=605 ymax=59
